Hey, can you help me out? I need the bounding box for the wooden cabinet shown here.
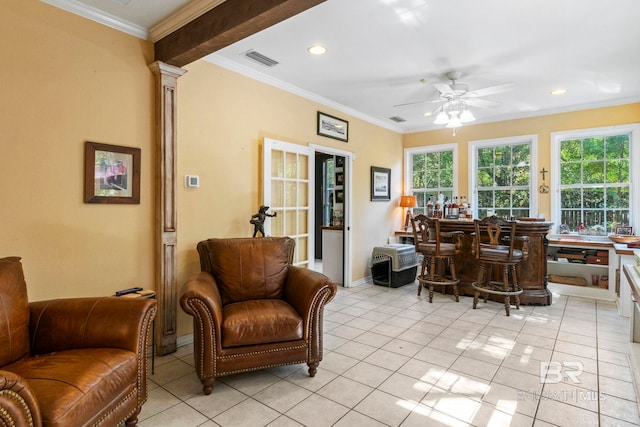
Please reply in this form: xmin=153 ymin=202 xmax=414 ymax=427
xmin=547 ymin=237 xmax=617 ymax=300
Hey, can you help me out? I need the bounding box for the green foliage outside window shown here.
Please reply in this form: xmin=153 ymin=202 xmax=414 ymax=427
xmin=559 ymin=134 xmax=630 ymax=231
xmin=410 ymin=150 xmax=454 ymax=214
xmin=476 ymin=143 xmax=531 ymax=219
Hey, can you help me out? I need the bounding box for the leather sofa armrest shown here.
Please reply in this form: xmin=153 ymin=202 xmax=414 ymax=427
xmin=180 ymin=272 xmax=224 ymax=328
xmin=29 ymin=297 xmax=157 ymax=355
xmin=0 ymin=370 xmax=43 ymax=427
xmin=283 ymin=267 xmax=336 ymax=325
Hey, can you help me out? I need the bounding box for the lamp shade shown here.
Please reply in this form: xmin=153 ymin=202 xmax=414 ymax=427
xmin=399 ymin=195 xmax=417 ymax=208
xmin=434 ymin=111 xmax=449 ymax=125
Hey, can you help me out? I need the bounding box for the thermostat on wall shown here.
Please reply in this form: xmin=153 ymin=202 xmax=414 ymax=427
xmin=184 ymin=175 xmax=200 ymax=188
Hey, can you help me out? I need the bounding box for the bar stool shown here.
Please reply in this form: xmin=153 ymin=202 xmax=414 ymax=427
xmin=471 ymin=216 xmax=529 ymax=316
xmin=411 ymin=215 xmax=462 ymax=302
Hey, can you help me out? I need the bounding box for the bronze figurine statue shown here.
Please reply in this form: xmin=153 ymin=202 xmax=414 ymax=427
xmin=250 ymin=205 xmax=277 ymax=237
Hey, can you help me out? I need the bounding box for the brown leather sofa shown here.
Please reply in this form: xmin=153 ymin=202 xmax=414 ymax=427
xmin=181 ymin=237 xmax=336 ymax=395
xmin=0 ymin=256 xmax=157 ymax=427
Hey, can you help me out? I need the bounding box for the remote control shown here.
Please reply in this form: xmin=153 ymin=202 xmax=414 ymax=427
xmin=115 ymin=287 xmax=143 ymax=296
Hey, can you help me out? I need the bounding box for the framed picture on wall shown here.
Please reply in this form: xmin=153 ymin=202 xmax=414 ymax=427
xmin=371 ymin=166 xmax=390 ymax=201
xmin=317 ymin=111 xmax=348 ymax=142
xmin=84 ymin=141 xmax=141 ymax=204
xmin=335 ymin=172 xmax=344 ymax=186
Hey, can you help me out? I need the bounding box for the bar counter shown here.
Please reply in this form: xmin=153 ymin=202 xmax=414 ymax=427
xmin=398 ymin=219 xmax=554 ymax=305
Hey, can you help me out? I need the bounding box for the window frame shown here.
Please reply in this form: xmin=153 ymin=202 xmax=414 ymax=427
xmin=404 ymin=143 xmax=458 ymax=215
xmin=550 ymin=123 xmax=640 ymax=232
xmin=468 ymin=135 xmax=538 ymax=219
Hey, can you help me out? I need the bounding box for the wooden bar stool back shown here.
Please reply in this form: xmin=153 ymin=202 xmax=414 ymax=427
xmin=471 ymin=216 xmax=529 ymax=316
xmin=411 ymin=215 xmax=462 ymax=302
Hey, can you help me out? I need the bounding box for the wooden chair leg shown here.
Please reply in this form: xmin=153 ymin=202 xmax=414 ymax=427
xmin=473 ymin=264 xmax=486 ymax=309
xmin=449 ymin=258 xmax=459 ymax=302
xmin=428 ymin=257 xmax=436 ymax=302
xmin=502 ymin=265 xmax=511 ymax=316
xmin=511 ymin=265 xmax=521 ymax=309
xmin=417 ymin=257 xmax=427 ymax=296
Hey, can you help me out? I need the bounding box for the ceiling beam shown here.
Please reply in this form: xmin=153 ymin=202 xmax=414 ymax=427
xmin=154 ymin=0 xmax=326 ymax=67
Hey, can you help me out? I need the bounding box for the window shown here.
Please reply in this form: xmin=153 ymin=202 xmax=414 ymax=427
xmin=405 ymin=144 xmax=458 ymax=215
xmin=469 ymin=136 xmax=537 ymax=219
xmin=551 ymin=124 xmax=640 ymax=233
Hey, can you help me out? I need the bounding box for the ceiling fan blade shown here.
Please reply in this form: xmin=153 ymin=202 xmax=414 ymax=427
xmin=465 ymin=98 xmax=499 ymax=109
xmin=394 ymin=99 xmax=442 ymax=108
xmin=434 ymin=83 xmax=454 ymax=95
xmin=464 ymin=82 xmax=514 ymax=98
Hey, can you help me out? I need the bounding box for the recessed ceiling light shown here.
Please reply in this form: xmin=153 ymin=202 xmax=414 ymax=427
xmin=307 ymin=45 xmax=327 ymax=55
xmin=551 ymin=88 xmax=567 ymax=95
xmin=424 ymin=111 xmax=433 ymax=117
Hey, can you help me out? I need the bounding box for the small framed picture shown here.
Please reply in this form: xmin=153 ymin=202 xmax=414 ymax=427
xmin=335 ymin=190 xmax=344 ymax=203
xmin=317 ymin=111 xmax=348 ymax=142
xmin=84 ymin=141 xmax=141 ymax=204
xmin=371 ymin=166 xmax=390 ymax=201
xmin=335 ymin=172 xmax=344 ymax=186
xmin=615 ymin=226 xmax=633 ymax=235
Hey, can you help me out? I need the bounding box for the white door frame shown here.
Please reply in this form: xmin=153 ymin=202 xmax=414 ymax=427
xmin=310 ymin=144 xmax=355 ymax=287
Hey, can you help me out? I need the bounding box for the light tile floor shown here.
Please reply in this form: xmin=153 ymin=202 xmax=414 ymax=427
xmin=139 ymin=283 xmax=640 ymax=426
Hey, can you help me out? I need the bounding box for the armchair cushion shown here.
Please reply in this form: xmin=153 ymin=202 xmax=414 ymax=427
xmin=4 ymin=348 xmax=137 ymax=427
xmin=0 ymin=256 xmax=30 ymax=366
xmin=222 ymin=299 xmax=303 ymax=347
xmin=198 ymin=237 xmax=294 ymax=305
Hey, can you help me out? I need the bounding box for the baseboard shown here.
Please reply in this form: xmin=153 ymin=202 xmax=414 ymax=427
xmin=177 ymin=333 xmax=194 ymax=348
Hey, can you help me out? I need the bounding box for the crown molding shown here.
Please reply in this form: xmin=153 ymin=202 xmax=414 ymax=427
xmin=204 ymin=54 xmax=405 ymax=134
xmin=149 ymin=0 xmax=225 ymax=43
xmin=40 ymin=0 xmax=148 ymax=39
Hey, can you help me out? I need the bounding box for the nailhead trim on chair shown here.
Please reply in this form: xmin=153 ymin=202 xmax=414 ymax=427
xmin=92 ymin=305 xmax=156 ymax=427
xmin=91 ymin=389 xmax=136 ymax=427
xmin=186 ymin=299 xmax=216 ymax=380
xmin=185 ymin=285 xmax=336 ymax=383
xmin=0 ymin=389 xmax=34 ymax=427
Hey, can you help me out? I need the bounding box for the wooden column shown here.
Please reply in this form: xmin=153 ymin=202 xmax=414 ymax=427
xmin=149 ymin=61 xmax=186 ymax=355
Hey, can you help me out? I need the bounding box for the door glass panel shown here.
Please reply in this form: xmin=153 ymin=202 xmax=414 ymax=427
xmin=271 ymin=150 xmax=284 ymax=178
xmin=285 ymin=182 xmax=297 ymax=207
xmin=286 ymin=152 xmax=297 ymax=178
xmin=298 ymin=210 xmax=308 ymax=234
xmin=298 ymin=154 xmax=308 ymax=179
xmin=270 ymin=209 xmax=283 ymax=236
xmin=298 ymin=182 xmax=308 ymax=207
xmin=297 ymin=236 xmax=308 ymax=265
xmin=271 ymin=181 xmax=284 ymax=207
xmin=285 ymin=210 xmax=297 ymax=235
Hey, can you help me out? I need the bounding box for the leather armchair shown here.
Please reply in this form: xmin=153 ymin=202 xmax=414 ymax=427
xmin=0 ymin=256 xmax=156 ymax=427
xmin=181 ymin=237 xmax=336 ymax=395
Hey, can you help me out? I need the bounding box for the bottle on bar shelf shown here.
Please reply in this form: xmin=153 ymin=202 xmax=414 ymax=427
xmin=426 ymin=194 xmax=434 ymax=217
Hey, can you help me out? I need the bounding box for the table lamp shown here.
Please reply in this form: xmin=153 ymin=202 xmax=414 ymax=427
xmin=399 ymin=195 xmax=417 ymax=231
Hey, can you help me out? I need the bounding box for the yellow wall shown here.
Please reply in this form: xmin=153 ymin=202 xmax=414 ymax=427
xmin=1 ymin=1 xmax=156 ymax=299
xmin=404 ymin=103 xmax=640 ymax=220
xmin=4 ymin=1 xmax=639 ymax=341
xmin=176 ymin=60 xmax=403 ymax=336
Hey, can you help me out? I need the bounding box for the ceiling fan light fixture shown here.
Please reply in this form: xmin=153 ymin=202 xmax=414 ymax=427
xmin=446 ymin=114 xmax=462 ymax=128
xmin=434 ymin=111 xmax=449 ymax=124
xmin=460 ymin=109 xmax=475 ymax=123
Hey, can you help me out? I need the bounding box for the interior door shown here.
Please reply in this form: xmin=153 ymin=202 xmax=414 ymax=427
xmin=263 ymin=138 xmax=313 ymax=268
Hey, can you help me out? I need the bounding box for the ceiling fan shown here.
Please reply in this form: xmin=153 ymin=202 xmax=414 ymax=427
xmin=394 ymin=71 xmax=514 ymax=132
